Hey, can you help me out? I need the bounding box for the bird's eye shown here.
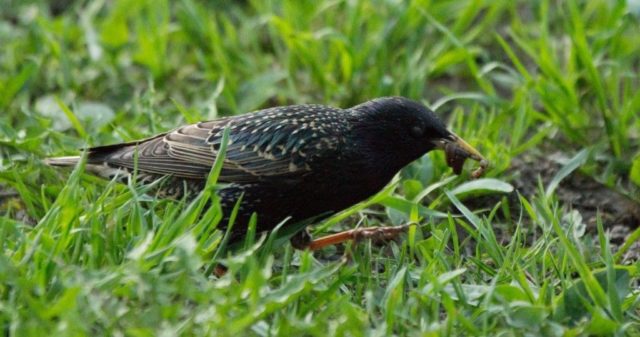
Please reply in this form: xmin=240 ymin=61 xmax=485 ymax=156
xmin=410 ymin=125 xmax=423 ymax=138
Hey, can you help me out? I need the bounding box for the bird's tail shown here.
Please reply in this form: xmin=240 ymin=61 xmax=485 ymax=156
xmin=44 ymin=156 xmax=81 ymax=167
xmin=45 ymin=155 xmax=130 ymax=181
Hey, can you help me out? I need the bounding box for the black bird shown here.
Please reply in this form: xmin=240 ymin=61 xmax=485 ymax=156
xmin=46 ymin=97 xmax=487 ymax=249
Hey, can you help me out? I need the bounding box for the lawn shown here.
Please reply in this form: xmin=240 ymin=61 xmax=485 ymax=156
xmin=1 ymin=0 xmax=639 ymax=336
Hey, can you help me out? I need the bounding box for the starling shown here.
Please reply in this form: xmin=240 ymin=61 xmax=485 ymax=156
xmin=46 ymin=97 xmax=487 ymax=249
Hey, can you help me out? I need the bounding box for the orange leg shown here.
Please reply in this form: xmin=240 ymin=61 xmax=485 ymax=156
xmin=215 ymin=225 xmax=412 ymax=277
xmin=304 ymin=224 xmax=411 ymax=251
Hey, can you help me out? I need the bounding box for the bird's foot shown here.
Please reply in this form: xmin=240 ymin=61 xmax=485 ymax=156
xmin=290 ymin=228 xmax=313 ymax=250
xmin=293 ymin=224 xmax=412 ymax=251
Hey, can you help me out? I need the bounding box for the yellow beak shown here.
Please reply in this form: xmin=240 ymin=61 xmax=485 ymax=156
xmin=447 ymin=133 xmax=486 ymax=162
xmin=435 ymin=132 xmax=489 ymax=178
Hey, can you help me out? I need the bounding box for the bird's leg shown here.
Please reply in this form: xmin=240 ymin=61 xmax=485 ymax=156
xmin=295 ymin=224 xmax=411 ymax=251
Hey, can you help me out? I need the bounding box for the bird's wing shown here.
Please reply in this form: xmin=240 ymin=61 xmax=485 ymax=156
xmin=91 ymin=105 xmax=347 ymax=182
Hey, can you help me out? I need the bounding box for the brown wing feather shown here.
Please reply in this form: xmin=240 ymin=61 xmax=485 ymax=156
xmin=98 ymin=136 xmax=211 ymax=179
xmin=88 ymin=105 xmax=348 ymax=182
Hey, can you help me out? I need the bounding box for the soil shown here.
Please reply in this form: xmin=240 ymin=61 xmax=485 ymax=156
xmin=466 ymin=151 xmax=640 ymax=263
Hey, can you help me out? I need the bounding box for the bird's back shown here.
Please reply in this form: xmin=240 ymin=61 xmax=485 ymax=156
xmin=46 ymin=104 xmax=357 ymax=231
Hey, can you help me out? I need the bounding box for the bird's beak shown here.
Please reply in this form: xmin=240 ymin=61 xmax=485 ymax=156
xmin=433 ymin=132 xmax=489 ymax=177
xmin=435 ymin=132 xmax=486 ymax=162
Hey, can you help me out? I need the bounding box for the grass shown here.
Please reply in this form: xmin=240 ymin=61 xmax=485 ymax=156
xmin=1 ymin=0 xmax=640 ymax=335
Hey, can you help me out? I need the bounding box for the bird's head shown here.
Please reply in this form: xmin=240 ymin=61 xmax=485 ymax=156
xmin=349 ymin=96 xmax=487 ymax=177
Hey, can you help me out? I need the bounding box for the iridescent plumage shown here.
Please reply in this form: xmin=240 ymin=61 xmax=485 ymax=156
xmin=47 ymin=97 xmax=470 ymax=240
